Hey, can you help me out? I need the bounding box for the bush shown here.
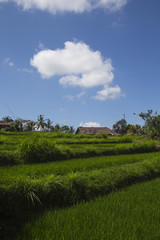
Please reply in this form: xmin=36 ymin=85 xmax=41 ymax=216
xmin=19 ymin=137 xmax=63 ymax=164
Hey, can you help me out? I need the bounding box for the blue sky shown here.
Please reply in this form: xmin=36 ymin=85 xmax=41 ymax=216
xmin=0 ymin=0 xmax=160 ymax=129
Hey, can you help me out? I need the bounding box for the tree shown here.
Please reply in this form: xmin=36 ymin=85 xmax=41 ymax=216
xmin=112 ymin=119 xmax=127 ymax=135
xmin=125 ymin=124 xmax=143 ymax=136
xmin=68 ymin=126 xmax=75 ymax=134
xmin=9 ymin=119 xmax=23 ymax=131
xmin=2 ymin=116 xmax=13 ymax=122
xmin=138 ymin=110 xmax=160 ymax=137
xmin=37 ymin=115 xmax=45 ymax=130
xmin=24 ymin=121 xmax=35 ymax=131
xmin=46 ymin=119 xmax=53 ymax=131
xmin=61 ymin=125 xmax=70 ymax=133
xmin=54 ymin=124 xmax=61 ymax=132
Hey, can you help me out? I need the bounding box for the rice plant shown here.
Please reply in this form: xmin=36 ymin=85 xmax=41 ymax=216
xmin=16 ymin=178 xmax=160 ymax=240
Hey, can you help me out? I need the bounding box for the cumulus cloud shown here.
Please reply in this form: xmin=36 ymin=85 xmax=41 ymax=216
xmin=80 ymin=122 xmax=101 ymax=127
xmin=31 ymin=41 xmax=124 ymax=101
xmin=93 ymin=85 xmax=124 ymax=100
xmin=0 ymin=0 xmax=128 ymax=13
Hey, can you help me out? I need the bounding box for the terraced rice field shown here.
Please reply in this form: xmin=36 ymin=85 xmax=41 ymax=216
xmin=0 ymin=132 xmax=160 ymax=240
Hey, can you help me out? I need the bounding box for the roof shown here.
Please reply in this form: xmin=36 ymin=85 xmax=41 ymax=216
xmin=0 ymin=122 xmax=11 ymax=126
xmin=76 ymin=127 xmax=121 ymax=136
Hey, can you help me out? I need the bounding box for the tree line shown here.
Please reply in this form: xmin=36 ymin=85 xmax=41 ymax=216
xmin=112 ymin=110 xmax=160 ymax=137
xmin=1 ymin=110 xmax=160 ymax=137
xmin=0 ymin=114 xmax=75 ymax=133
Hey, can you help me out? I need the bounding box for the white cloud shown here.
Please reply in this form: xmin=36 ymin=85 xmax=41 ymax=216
xmin=0 ymin=0 xmax=128 ymax=13
xmin=80 ymin=122 xmax=101 ymax=127
xmin=31 ymin=41 xmax=114 ymax=85
xmin=31 ymin=41 xmax=124 ymax=101
xmin=93 ymin=85 xmax=124 ymax=101
xmin=77 ymin=91 xmax=86 ymax=99
xmin=3 ymin=58 xmax=14 ymax=67
xmin=96 ymin=0 xmax=128 ymax=12
xmin=63 ymin=91 xmax=86 ymax=102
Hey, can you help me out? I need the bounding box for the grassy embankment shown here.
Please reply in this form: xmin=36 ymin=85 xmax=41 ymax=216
xmin=0 ymin=132 xmax=156 ymax=166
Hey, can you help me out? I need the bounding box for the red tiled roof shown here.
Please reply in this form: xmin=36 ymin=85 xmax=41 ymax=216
xmin=0 ymin=122 xmax=11 ymax=126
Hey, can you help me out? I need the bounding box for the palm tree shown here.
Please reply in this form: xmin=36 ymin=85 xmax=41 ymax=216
xmin=69 ymin=126 xmax=75 ymax=134
xmin=24 ymin=121 xmax=35 ymax=131
xmin=2 ymin=116 xmax=13 ymax=122
xmin=46 ymin=119 xmax=53 ymax=131
xmin=54 ymin=123 xmax=61 ymax=132
xmin=12 ymin=119 xmax=23 ymax=131
xmin=37 ymin=114 xmax=45 ymax=130
xmin=61 ymin=125 xmax=69 ymax=133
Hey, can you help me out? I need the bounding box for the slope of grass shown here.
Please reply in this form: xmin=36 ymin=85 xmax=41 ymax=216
xmin=1 ymin=152 xmax=160 ymax=181
xmin=0 ymin=139 xmax=156 ymax=166
xmin=1 ymin=154 xmax=160 ymax=221
xmin=16 ymin=177 xmax=160 ymax=240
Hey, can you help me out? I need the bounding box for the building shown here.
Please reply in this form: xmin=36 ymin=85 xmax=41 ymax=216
xmin=0 ymin=122 xmax=11 ymax=130
xmin=76 ymin=127 xmax=121 ymax=136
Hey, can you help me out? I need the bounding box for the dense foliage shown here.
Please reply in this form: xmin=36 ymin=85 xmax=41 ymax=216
xmin=139 ymin=109 xmax=160 ymax=137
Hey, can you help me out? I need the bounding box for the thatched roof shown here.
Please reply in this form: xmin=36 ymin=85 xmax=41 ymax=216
xmin=76 ymin=127 xmax=121 ymax=136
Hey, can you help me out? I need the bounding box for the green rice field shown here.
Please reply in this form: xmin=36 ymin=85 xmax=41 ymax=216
xmin=16 ymin=178 xmax=160 ymax=240
xmin=0 ymin=131 xmax=160 ymax=240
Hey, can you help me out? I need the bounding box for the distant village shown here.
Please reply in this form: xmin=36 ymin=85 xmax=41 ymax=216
xmin=1 ymin=110 xmax=158 ymax=137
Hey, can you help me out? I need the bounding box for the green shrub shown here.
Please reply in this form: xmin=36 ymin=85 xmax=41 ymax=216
xmin=18 ymin=137 xmax=63 ymax=164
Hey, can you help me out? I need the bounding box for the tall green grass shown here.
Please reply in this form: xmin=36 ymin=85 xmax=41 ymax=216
xmin=0 ymin=132 xmax=156 ymax=166
xmin=18 ymin=137 xmax=63 ymax=164
xmin=0 ymin=132 xmax=159 ymax=239
xmin=55 ymin=135 xmax=133 ymax=144
xmin=1 ymin=152 xmax=160 ymax=181
xmin=18 ymin=140 xmax=157 ymax=164
xmin=0 ymin=131 xmax=134 ymax=143
xmin=0 ymin=151 xmax=20 ymax=166
xmin=1 ymin=154 xmax=160 ymax=223
xmin=16 ymin=177 xmax=160 ymax=240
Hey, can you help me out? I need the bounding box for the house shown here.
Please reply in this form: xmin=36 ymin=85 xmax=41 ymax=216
xmin=76 ymin=127 xmax=121 ymax=136
xmin=0 ymin=122 xmax=11 ymax=130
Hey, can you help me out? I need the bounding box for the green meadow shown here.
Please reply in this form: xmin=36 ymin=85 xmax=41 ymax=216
xmin=0 ymin=131 xmax=160 ymax=240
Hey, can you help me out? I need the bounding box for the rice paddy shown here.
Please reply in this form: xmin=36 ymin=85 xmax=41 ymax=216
xmin=16 ymin=178 xmax=160 ymax=240
xmin=0 ymin=131 xmax=160 ymax=240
